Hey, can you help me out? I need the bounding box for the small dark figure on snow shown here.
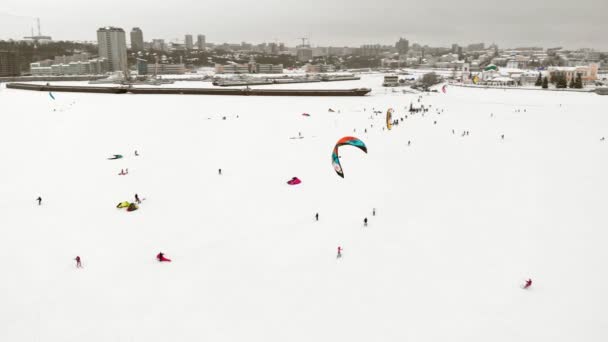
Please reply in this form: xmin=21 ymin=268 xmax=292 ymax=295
xmin=219 ymin=168 xmax=222 ymax=175
xmin=134 ymin=150 xmax=139 ymax=156
xmin=36 ymin=196 xmax=42 ymax=205
xmin=408 ymin=141 xmax=411 ymax=146
xmin=75 ymin=256 xmax=82 ymax=268
xmin=135 ymin=194 xmax=141 ymax=204
xmin=372 ymin=208 xmax=376 ymax=216
xmin=364 ymin=217 xmax=368 ymax=227
xmin=523 ymin=278 xmax=532 ymax=289
xmin=601 ymin=137 xmax=605 ymax=142
xmin=315 ymin=213 xmax=319 ymax=221
xmin=337 ymin=246 xmax=342 ymax=258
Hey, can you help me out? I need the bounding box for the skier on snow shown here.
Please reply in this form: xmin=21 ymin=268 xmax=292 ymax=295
xmin=75 ymin=256 xmax=82 ymax=268
xmin=337 ymin=246 xmax=342 ymax=258
xmin=523 ymin=278 xmax=532 ymax=289
xmin=135 ymin=194 xmax=141 ymax=204
xmin=36 ymin=196 xmax=42 ymax=205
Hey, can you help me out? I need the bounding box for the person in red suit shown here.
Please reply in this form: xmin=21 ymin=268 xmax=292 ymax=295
xmin=75 ymin=256 xmax=82 ymax=268
xmin=157 ymin=252 xmax=171 ymax=262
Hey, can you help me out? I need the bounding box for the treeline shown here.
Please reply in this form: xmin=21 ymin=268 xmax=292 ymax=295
xmin=535 ymin=73 xmax=584 ymax=89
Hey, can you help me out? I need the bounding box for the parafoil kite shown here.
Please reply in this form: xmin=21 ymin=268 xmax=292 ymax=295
xmin=442 ymin=84 xmax=447 ymax=94
xmin=386 ymin=108 xmax=393 ymax=130
xmin=287 ymin=177 xmax=301 ymax=185
xmin=107 ymin=154 xmax=123 ymax=160
xmin=331 ymin=136 xmax=367 ymax=178
xmin=49 ymin=92 xmax=56 ymax=100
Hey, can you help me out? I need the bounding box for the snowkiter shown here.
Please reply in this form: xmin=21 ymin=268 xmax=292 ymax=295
xmin=364 ymin=217 xmax=368 ymax=227
xmin=523 ymin=279 xmax=532 ymax=289
xmin=75 ymin=256 xmax=82 ymax=268
xmin=218 ymin=168 xmax=222 ymax=175
xmin=157 ymin=252 xmax=171 ymax=262
xmin=315 ymin=213 xmax=319 ymax=221
xmin=135 ymin=194 xmax=141 ymax=204
xmin=372 ymin=208 xmax=376 ymax=216
xmin=36 ymin=196 xmax=42 ymax=205
xmin=337 ymin=246 xmax=342 ymax=258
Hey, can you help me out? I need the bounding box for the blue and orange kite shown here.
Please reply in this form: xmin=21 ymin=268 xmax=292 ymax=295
xmin=331 ymin=136 xmax=367 ymax=178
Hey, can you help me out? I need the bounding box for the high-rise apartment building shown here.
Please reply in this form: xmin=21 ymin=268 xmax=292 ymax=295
xmin=130 ymin=27 xmax=144 ymax=51
xmin=185 ymin=35 xmax=193 ymax=50
xmin=197 ymin=35 xmax=206 ymax=50
xmin=97 ymin=27 xmax=128 ymax=73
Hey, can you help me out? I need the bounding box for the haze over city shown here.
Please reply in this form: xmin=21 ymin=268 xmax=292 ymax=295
xmin=1 ymin=0 xmax=607 ymax=49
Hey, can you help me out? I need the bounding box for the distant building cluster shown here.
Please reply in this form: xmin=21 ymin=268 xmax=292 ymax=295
xmin=30 ymin=58 xmax=108 ymax=76
xmin=29 ymin=52 xmax=108 ymax=76
xmin=6 ymin=23 xmax=606 ymax=84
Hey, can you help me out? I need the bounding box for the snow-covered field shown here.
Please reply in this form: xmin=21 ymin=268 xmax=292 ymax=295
xmin=1 ymin=75 xmax=607 ymax=341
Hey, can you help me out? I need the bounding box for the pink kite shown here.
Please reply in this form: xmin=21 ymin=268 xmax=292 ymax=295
xmin=287 ymin=177 xmax=301 ymax=185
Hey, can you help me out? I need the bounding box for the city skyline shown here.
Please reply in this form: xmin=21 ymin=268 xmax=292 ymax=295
xmin=1 ymin=0 xmax=608 ymax=50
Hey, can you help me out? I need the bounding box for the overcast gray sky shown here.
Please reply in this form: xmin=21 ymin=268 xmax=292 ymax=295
xmin=1 ymin=0 xmax=607 ymax=49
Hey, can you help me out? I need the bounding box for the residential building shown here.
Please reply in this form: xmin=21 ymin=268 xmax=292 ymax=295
xmin=185 ymin=35 xmax=193 ymax=50
xmin=53 ymin=53 xmax=90 ymax=64
xmin=467 ymin=43 xmax=485 ymax=51
xmin=396 ymin=38 xmax=409 ymax=56
xmin=197 ymin=35 xmax=206 ymax=50
xmin=0 ymin=51 xmax=20 ymax=76
xmin=152 ymin=39 xmax=167 ymax=51
xmin=360 ymin=44 xmax=382 ymax=57
xmin=215 ymin=63 xmax=250 ymax=74
xmin=255 ymin=64 xmax=283 ymax=74
xmin=130 ymin=27 xmax=144 ymax=51
xmin=97 ymin=27 xmax=128 ymax=72
xmin=146 ymin=63 xmax=186 ymax=75
xmin=304 ymin=64 xmax=335 ymax=73
xmin=136 ymin=59 xmax=148 ymax=75
xmin=548 ymin=64 xmax=598 ymax=84
xmin=30 ymin=58 xmax=108 ymax=76
xmin=297 ymin=45 xmax=313 ymax=62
